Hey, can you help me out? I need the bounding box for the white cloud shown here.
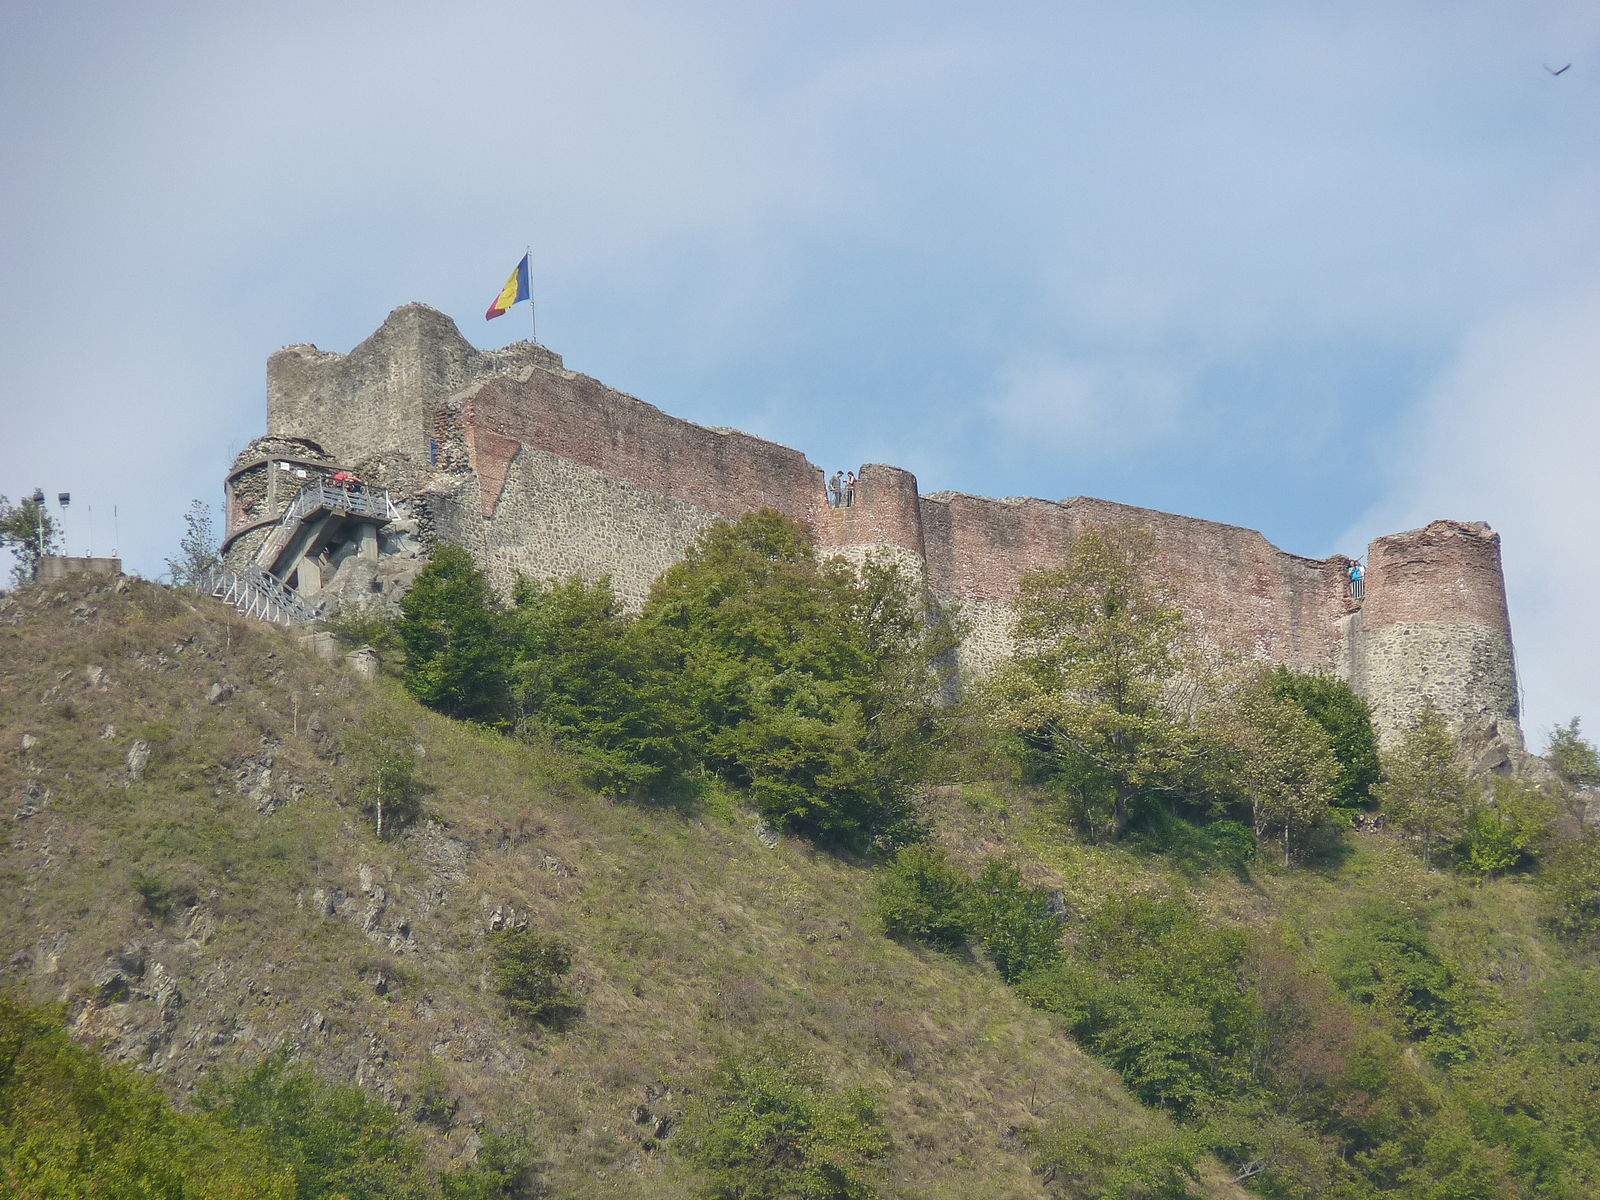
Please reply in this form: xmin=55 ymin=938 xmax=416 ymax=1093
xmin=983 ymin=354 xmax=1191 ymax=459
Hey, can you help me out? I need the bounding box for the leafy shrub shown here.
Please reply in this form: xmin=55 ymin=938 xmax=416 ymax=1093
xmin=324 ymin=603 xmax=402 ymax=666
xmin=438 ymin=1129 xmax=544 ymax=1200
xmin=198 ymin=1047 xmax=428 ymax=1200
xmin=1029 ymin=1116 xmax=1200 ymax=1199
xmin=133 ymin=870 xmax=197 ymax=920
xmin=487 ymin=929 xmax=580 ymax=1029
xmin=874 ymin=844 xmax=973 ymax=950
xmin=1540 ymin=829 xmax=1600 ymax=940
xmin=968 ymin=859 xmax=1061 ymax=982
xmin=677 ymin=1040 xmax=890 ymax=1200
xmin=1530 ymin=967 xmax=1600 ymax=1056
xmin=1205 ymin=819 xmax=1259 ymax=868
xmin=1454 ymin=776 xmax=1554 ymax=877
xmin=409 ymin=1060 xmax=456 ymax=1129
xmin=1325 ymin=901 xmax=1480 ymax=1065
xmin=0 ymin=994 xmax=290 ymax=1199
xmin=1019 ymin=892 xmax=1256 ymax=1117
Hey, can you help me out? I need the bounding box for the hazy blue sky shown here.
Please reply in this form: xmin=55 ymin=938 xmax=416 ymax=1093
xmin=2 ymin=1 xmax=1595 ymax=741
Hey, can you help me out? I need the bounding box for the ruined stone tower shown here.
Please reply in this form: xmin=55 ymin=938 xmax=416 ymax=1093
xmin=223 ymin=303 xmax=1525 ymax=757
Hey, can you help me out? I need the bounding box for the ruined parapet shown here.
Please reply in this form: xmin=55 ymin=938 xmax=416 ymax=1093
xmin=1347 ymin=520 xmax=1522 ymax=751
xmin=268 ymin=303 xmax=561 ymax=467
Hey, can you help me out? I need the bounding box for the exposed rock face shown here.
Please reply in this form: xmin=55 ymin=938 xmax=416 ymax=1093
xmin=230 ymin=303 xmax=1525 ymax=751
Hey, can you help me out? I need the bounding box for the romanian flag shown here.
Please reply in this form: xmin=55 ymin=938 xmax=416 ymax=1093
xmin=485 ymin=253 xmax=531 ymax=320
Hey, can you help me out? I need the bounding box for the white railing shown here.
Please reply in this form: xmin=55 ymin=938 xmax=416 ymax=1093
xmin=199 ymin=565 xmax=324 ymax=625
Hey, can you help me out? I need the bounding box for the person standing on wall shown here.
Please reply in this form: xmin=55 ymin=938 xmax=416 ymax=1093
xmin=1349 ymin=559 xmax=1364 ymax=601
xmin=845 ymin=471 xmax=857 ymax=507
xmin=828 ymin=471 xmax=843 ymax=508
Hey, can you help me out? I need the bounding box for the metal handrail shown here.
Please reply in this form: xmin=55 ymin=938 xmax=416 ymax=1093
xmin=255 ymin=480 xmax=396 ymax=569
xmin=199 ymin=565 xmax=325 ymax=625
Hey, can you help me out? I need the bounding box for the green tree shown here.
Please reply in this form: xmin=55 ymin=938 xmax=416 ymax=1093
xmin=988 ymin=525 xmax=1197 ymax=840
xmin=346 ymin=713 xmax=425 ymax=838
xmin=396 ymin=543 xmax=510 ymax=722
xmin=1546 ymin=719 xmax=1600 ymax=816
xmin=438 ymin=1129 xmax=544 ymax=1200
xmin=1029 ymin=1117 xmax=1200 ymax=1200
xmin=968 ymin=858 xmax=1062 ymax=983
xmin=1019 ymin=892 xmax=1257 ymax=1116
xmin=1325 ymin=901 xmax=1480 ymax=1066
xmin=677 ymin=1040 xmax=890 ymax=1200
xmin=0 ymin=994 xmax=290 ymax=1199
xmin=1456 ymin=776 xmax=1555 ymax=878
xmin=1234 ymin=678 xmax=1341 ymax=865
xmin=198 ymin=1048 xmax=428 ymax=1200
xmin=639 ymin=510 xmax=951 ymax=851
xmin=164 ymin=498 xmax=220 ymax=586
xmin=506 ymin=573 xmax=688 ymax=795
xmin=0 ymin=493 xmax=60 ymax=584
xmin=1266 ymin=666 xmax=1381 ymax=810
xmin=1376 ymin=702 xmax=1473 ymax=866
xmin=874 ymin=843 xmax=974 ymax=950
xmin=1541 ymin=829 xmax=1600 ymax=941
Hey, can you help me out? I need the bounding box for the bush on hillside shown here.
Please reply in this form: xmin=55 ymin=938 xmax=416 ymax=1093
xmin=0 ymin=994 xmax=290 ymax=1199
xmin=874 ymin=844 xmax=974 ymax=950
xmin=967 ymin=859 xmax=1061 ymax=983
xmin=198 ymin=1046 xmax=428 ymax=1200
xmin=487 ymin=928 xmax=580 ymax=1030
xmin=1541 ymin=829 xmax=1600 ymax=941
xmin=1028 ymin=1116 xmax=1200 ymax=1200
xmin=677 ymin=1040 xmax=890 ymax=1200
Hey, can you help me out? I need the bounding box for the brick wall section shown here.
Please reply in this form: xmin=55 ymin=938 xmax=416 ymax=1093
xmin=1361 ymin=521 xmax=1511 ymax=633
xmin=916 ymin=491 xmax=1351 ymax=673
xmin=459 ymin=369 xmax=827 ymax=527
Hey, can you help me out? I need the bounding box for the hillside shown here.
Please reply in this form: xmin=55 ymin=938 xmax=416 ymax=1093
xmin=4 ymin=571 xmax=1598 ymax=1200
xmin=1 ymin=574 xmax=1247 ymax=1199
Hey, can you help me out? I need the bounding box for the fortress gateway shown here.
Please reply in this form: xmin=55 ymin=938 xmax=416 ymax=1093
xmin=222 ymin=303 xmax=1524 ymax=759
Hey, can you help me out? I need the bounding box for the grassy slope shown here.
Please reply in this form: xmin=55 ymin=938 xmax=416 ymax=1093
xmin=3 ymin=575 xmax=1245 ymax=1200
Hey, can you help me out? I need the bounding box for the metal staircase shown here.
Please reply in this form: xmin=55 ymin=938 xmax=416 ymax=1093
xmin=204 ymin=479 xmax=398 ymax=625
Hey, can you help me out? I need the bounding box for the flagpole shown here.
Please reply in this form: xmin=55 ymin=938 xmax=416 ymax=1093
xmin=528 ymin=244 xmax=536 ymax=345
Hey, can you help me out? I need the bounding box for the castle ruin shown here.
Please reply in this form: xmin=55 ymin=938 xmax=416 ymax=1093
xmin=222 ymin=303 xmax=1524 ymax=759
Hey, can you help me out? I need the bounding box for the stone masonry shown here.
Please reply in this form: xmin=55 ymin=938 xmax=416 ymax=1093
xmin=226 ymin=303 xmax=1525 ymax=753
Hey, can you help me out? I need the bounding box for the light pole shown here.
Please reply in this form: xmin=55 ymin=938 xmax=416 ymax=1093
xmin=25 ymin=488 xmax=68 ymax=577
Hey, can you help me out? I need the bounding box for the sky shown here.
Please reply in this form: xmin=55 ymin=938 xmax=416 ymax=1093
xmin=2 ymin=0 xmax=1596 ymax=743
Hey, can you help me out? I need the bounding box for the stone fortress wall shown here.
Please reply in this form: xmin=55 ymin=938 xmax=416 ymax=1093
xmin=226 ymin=303 xmax=1524 ymax=754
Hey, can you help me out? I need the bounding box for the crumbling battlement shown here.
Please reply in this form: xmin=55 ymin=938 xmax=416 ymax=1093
xmin=230 ymin=304 xmax=1524 ymax=750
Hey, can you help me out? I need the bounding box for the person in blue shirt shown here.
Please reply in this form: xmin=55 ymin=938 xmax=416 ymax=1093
xmin=1348 ymin=559 xmax=1364 ymax=600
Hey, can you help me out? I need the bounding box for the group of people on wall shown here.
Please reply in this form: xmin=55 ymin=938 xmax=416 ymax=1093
xmin=826 ymin=470 xmax=857 ymax=509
